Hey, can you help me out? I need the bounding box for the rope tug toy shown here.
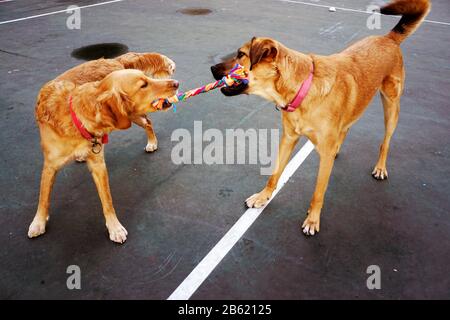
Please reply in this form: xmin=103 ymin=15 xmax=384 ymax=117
xmin=151 ymin=64 xmax=248 ymax=112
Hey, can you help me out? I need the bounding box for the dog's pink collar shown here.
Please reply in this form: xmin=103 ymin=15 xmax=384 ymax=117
xmin=281 ymin=64 xmax=314 ymax=112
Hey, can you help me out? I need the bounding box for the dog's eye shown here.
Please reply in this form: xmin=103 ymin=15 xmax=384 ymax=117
xmin=237 ymin=51 xmax=245 ymax=59
xmin=141 ymin=81 xmax=148 ymax=89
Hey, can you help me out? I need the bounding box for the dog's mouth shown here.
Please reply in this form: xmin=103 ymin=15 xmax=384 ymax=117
xmin=161 ymin=100 xmax=173 ymax=110
xmin=220 ymin=81 xmax=248 ymax=96
xmin=158 ymin=86 xmax=179 ymax=111
xmin=211 ymin=63 xmax=248 ymax=96
xmin=149 ymin=98 xmax=174 ymax=112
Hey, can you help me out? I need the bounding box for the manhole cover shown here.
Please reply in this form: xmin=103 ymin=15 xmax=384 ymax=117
xmin=71 ymin=43 xmax=129 ymax=61
xmin=178 ymin=8 xmax=212 ymax=15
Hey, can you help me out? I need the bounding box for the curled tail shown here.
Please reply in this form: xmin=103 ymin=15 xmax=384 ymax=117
xmin=381 ymin=0 xmax=431 ymax=43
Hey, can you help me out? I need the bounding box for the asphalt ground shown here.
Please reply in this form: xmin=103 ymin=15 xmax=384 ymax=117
xmin=0 ymin=0 xmax=449 ymax=299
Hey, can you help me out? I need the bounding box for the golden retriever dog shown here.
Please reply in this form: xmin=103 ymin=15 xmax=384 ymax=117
xmin=211 ymin=0 xmax=430 ymax=235
xmin=57 ymin=52 xmax=176 ymax=154
xmin=29 ymin=69 xmax=179 ymax=243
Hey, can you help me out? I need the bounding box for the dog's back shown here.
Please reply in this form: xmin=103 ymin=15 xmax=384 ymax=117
xmin=55 ymin=52 xmax=174 ymax=86
xmin=331 ymin=0 xmax=431 ymax=105
xmin=56 ymin=58 xmax=124 ymax=85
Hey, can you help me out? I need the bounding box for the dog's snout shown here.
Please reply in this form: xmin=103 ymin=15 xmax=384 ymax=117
xmin=211 ymin=64 xmax=224 ymax=81
xmin=172 ymin=80 xmax=179 ymax=89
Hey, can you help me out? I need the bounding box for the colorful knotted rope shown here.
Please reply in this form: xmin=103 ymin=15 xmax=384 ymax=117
xmin=151 ymin=64 xmax=248 ymax=112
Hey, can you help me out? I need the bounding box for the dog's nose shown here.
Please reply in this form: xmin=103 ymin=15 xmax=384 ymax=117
xmin=172 ymin=80 xmax=179 ymax=89
xmin=210 ymin=65 xmax=217 ymax=73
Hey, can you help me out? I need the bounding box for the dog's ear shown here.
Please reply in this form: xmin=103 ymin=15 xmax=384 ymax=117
xmin=97 ymin=88 xmax=132 ymax=130
xmin=250 ymin=38 xmax=278 ymax=70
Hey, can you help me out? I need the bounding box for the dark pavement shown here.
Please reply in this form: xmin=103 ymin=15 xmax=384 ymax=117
xmin=0 ymin=0 xmax=449 ymax=299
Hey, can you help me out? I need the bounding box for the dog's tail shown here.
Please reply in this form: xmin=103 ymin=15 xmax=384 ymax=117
xmin=381 ymin=0 xmax=431 ymax=44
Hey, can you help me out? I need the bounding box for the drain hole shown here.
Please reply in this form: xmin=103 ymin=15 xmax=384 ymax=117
xmin=71 ymin=43 xmax=129 ymax=61
xmin=178 ymin=8 xmax=212 ymax=15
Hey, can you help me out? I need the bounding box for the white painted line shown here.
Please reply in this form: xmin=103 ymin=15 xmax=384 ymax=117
xmin=168 ymin=140 xmax=315 ymax=300
xmin=278 ymin=0 xmax=450 ymax=26
xmin=0 ymin=0 xmax=124 ymax=25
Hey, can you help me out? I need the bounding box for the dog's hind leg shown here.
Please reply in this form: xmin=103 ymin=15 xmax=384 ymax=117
xmin=132 ymin=115 xmax=158 ymax=152
xmin=372 ymin=72 xmax=404 ymax=180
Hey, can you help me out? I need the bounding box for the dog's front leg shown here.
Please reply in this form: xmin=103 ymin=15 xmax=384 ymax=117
xmin=132 ymin=115 xmax=158 ymax=153
xmin=28 ymin=161 xmax=60 ymax=238
xmin=87 ymin=154 xmax=128 ymax=243
xmin=302 ymin=146 xmax=336 ymax=236
xmin=246 ymin=131 xmax=300 ymax=208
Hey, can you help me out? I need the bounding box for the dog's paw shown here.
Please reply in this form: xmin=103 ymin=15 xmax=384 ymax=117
xmin=145 ymin=141 xmax=158 ymax=153
xmin=106 ymin=221 xmax=128 ymax=244
xmin=245 ymin=190 xmax=272 ymax=208
xmin=28 ymin=217 xmax=47 ymax=238
xmin=372 ymin=167 xmax=388 ymax=180
xmin=302 ymin=214 xmax=320 ymax=236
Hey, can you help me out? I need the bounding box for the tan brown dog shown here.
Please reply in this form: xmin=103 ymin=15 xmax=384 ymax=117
xmin=211 ymin=0 xmax=430 ymax=235
xmin=57 ymin=52 xmax=176 ymax=154
xmin=29 ymin=69 xmax=179 ymax=243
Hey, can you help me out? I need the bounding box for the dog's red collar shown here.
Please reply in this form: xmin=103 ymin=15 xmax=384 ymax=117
xmin=69 ymin=96 xmax=108 ymax=152
xmin=280 ymin=64 xmax=314 ymax=112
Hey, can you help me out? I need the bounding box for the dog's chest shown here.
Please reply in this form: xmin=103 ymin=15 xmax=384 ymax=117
xmin=284 ymin=111 xmax=318 ymax=144
xmin=73 ymin=144 xmax=91 ymax=161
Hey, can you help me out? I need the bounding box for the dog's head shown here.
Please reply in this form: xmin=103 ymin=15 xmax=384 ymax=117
xmin=116 ymin=52 xmax=176 ymax=79
xmin=97 ymin=69 xmax=178 ymax=129
xmin=211 ymin=37 xmax=282 ymax=99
